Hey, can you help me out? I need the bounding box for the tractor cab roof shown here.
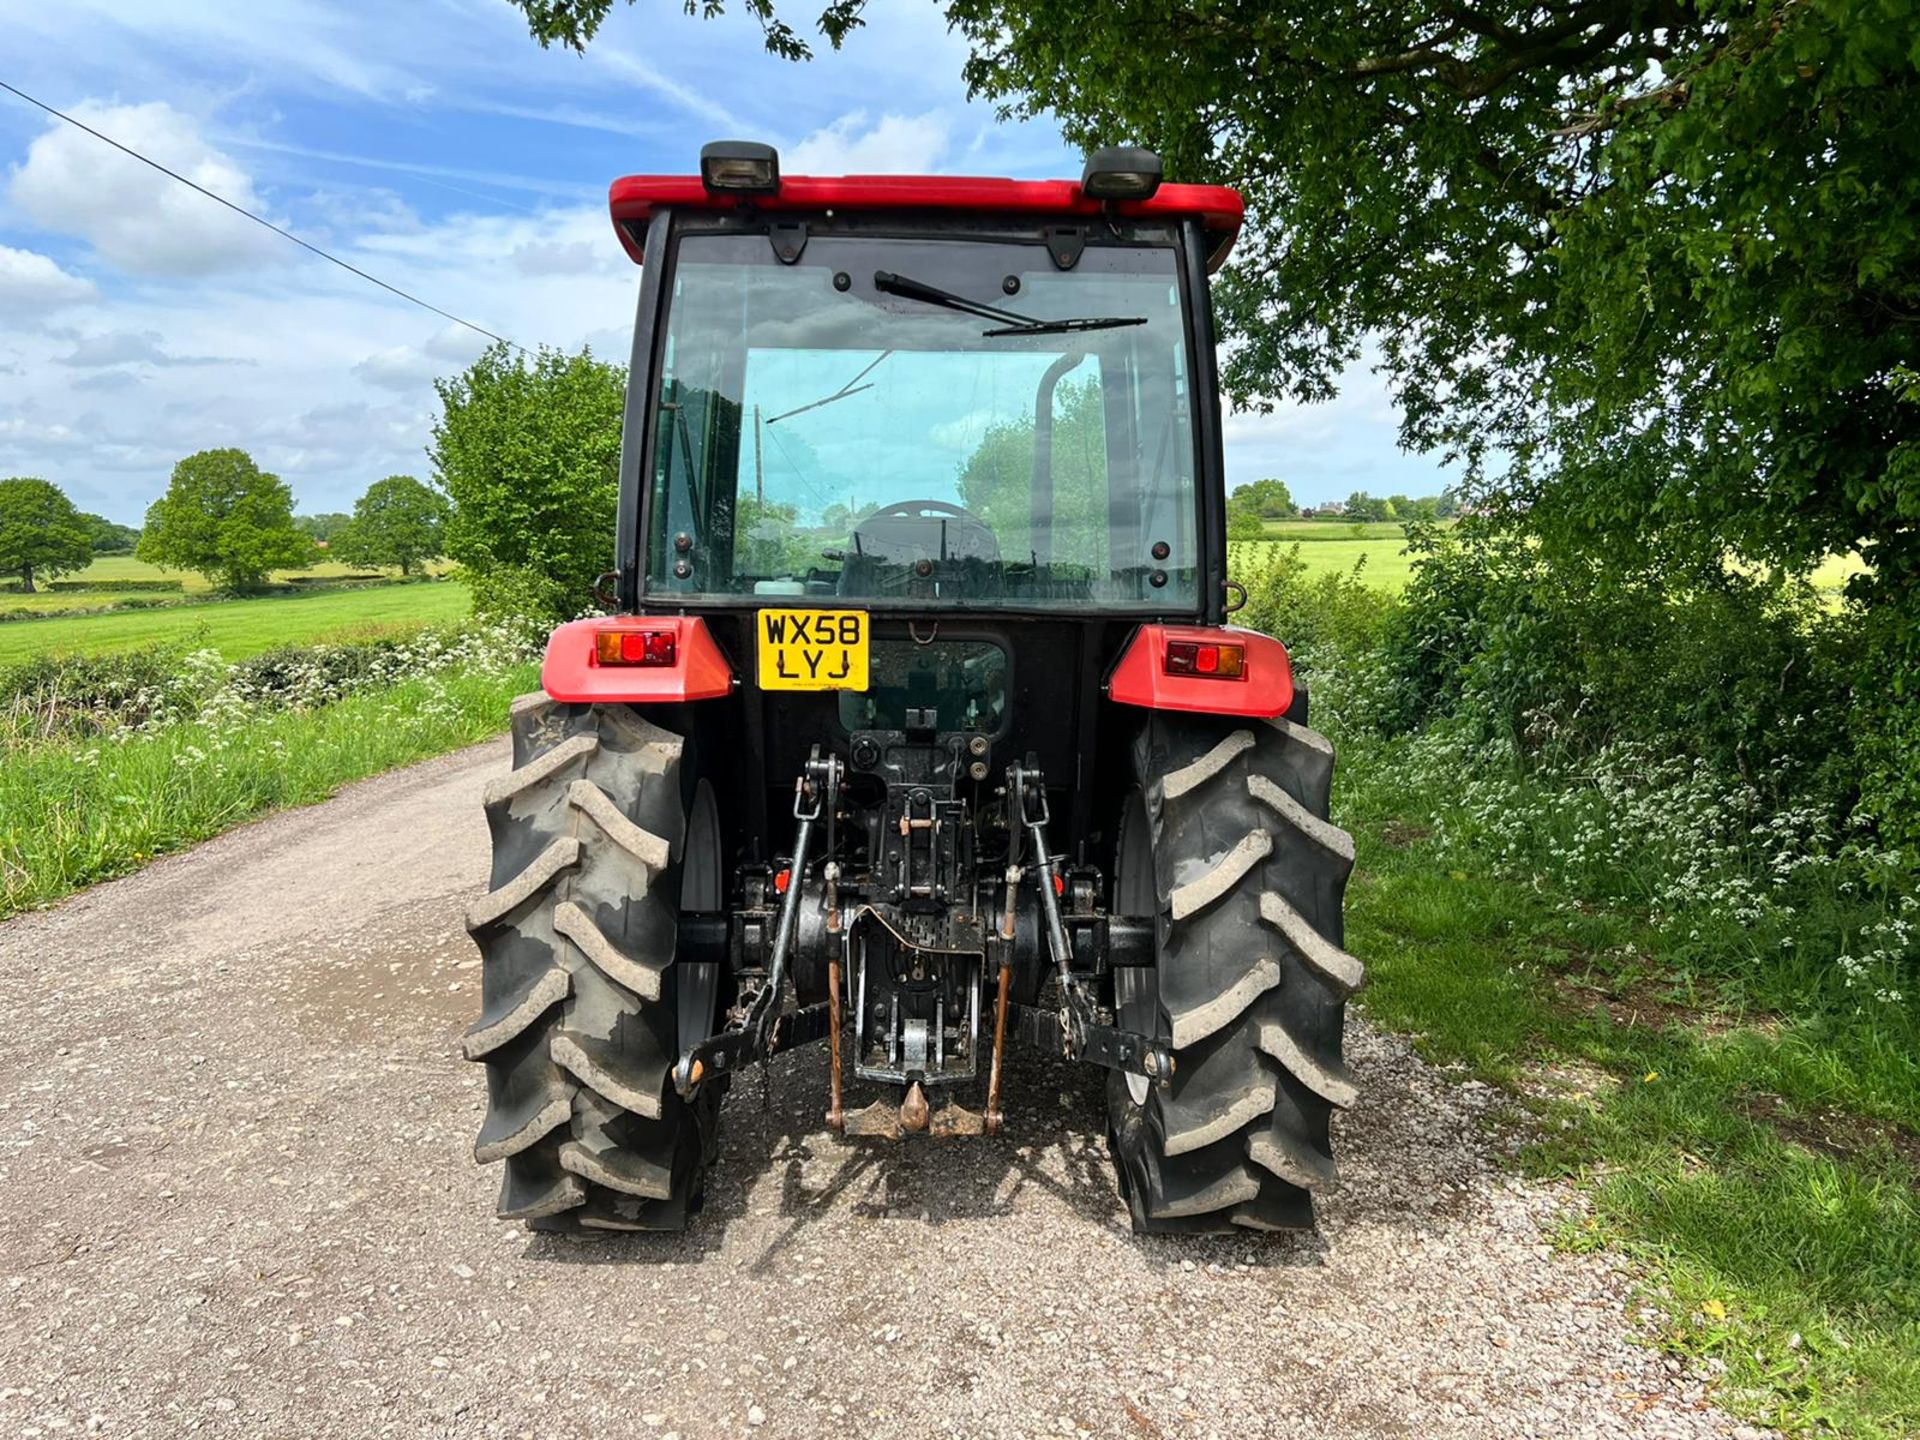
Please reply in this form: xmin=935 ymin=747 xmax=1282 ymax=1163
xmin=607 ymin=172 xmax=1245 ymax=272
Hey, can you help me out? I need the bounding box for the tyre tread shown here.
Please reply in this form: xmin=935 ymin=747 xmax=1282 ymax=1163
xmin=465 ymin=698 xmax=709 ymax=1229
xmin=1108 ymin=707 xmax=1356 ymax=1234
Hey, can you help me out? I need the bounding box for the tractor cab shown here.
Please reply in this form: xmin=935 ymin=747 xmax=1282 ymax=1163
xmin=606 ymin=144 xmax=1241 ymax=616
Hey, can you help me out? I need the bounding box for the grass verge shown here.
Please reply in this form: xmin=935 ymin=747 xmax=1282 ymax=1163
xmin=1339 ymin=729 xmax=1920 ymax=1438
xmin=0 ymin=662 xmax=535 ymax=919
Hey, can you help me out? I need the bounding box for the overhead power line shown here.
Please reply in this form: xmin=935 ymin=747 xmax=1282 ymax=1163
xmin=0 ymin=77 xmax=521 ymax=350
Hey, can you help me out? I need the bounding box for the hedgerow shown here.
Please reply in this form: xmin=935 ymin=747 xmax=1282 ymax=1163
xmin=1235 ymin=528 xmax=1917 ymax=1020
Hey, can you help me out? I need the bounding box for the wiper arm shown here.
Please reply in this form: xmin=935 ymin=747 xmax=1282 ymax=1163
xmin=871 ymin=269 xmax=1147 ymax=340
xmin=873 ymin=269 xmax=1033 ymax=326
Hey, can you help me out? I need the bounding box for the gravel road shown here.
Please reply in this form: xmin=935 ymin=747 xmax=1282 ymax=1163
xmin=0 ymin=739 xmax=1774 ymax=1440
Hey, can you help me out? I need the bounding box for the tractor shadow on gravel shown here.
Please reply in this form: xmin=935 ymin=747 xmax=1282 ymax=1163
xmin=518 ymin=1043 xmax=1334 ymax=1272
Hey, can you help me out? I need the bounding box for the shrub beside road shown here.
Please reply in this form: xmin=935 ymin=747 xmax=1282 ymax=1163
xmin=1245 ymin=538 xmax=1919 ymax=1437
xmin=0 ymin=616 xmax=538 ymax=918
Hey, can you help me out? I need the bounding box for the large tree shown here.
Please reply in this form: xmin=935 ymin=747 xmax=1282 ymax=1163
xmin=432 ymin=342 xmax=626 ymax=619
xmin=507 ymin=0 xmax=1919 ymax=588
xmin=1231 ymin=478 xmax=1296 ymax=519
xmin=333 ymin=476 xmax=449 ymax=576
xmin=0 ymin=478 xmax=95 ymax=592
xmin=950 ymin=0 xmax=1918 ymax=591
xmin=137 ymin=449 xmax=314 ymax=592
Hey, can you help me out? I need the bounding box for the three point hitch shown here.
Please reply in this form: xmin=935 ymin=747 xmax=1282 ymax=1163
xmin=670 ymin=751 xmax=1173 ymax=1136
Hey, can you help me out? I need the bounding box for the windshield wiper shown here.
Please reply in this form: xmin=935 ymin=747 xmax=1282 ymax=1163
xmin=873 ymin=269 xmax=1146 ymax=339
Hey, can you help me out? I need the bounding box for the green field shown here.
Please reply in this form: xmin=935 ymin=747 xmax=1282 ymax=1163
xmin=0 ymin=556 xmax=451 ymax=615
xmin=1232 ymin=520 xmax=1424 ymax=592
xmin=0 ymin=580 xmax=472 ymax=665
xmin=1235 ymin=520 xmax=1864 ymax=598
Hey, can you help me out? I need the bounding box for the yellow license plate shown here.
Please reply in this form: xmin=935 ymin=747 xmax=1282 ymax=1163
xmin=757 ymin=608 xmax=869 ymax=691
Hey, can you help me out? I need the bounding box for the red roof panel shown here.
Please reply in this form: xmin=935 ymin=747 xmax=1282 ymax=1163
xmin=607 ymin=174 xmax=1244 ymax=270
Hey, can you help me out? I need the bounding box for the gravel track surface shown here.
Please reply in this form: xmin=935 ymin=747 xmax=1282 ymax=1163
xmin=0 ymin=740 xmax=1774 ymax=1439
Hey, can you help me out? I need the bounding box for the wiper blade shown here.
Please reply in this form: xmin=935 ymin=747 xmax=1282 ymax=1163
xmin=873 ymin=269 xmax=1032 ymax=326
xmin=980 ymin=315 xmax=1148 ymax=337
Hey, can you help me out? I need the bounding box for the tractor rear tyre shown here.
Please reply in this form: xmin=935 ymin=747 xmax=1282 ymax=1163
xmin=1108 ymin=711 xmax=1361 ymax=1234
xmin=463 ymin=695 xmax=718 ymax=1231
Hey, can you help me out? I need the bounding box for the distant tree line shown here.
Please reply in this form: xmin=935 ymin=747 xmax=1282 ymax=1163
xmin=1336 ymin=490 xmax=1460 ymax=524
xmin=1226 ymin=478 xmax=1457 ymax=538
xmin=0 ymin=461 xmax=449 ymax=595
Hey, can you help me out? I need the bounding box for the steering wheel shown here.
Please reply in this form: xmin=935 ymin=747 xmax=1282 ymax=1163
xmin=862 ymin=499 xmax=979 ymax=524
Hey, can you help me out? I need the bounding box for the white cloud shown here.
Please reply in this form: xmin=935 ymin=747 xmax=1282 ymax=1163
xmin=787 ymin=112 xmax=951 ymax=175
xmin=17 ymin=0 xmax=429 ymax=101
xmin=590 ymin=47 xmax=749 ymax=133
xmin=71 ymin=369 xmax=141 ymax=393
xmin=1221 ymin=367 xmax=1455 ymax=504
xmin=8 ymin=102 xmax=284 ymax=276
xmin=424 ymin=324 xmax=491 ymax=363
xmin=0 ymin=244 xmax=97 ymax=314
xmin=60 ymin=329 xmax=241 ymax=368
xmin=510 ymin=238 xmax=611 ymax=277
xmin=221 ymin=134 xmax=597 ymax=205
xmin=352 ymin=344 xmax=442 ymax=391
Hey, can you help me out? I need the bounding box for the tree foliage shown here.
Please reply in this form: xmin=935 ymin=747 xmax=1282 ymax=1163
xmin=0 ymin=478 xmax=95 ymax=592
xmin=137 ymin=449 xmax=314 ymax=592
xmin=950 ymin=0 xmax=1920 ymax=593
xmin=509 ymin=0 xmax=865 ymax=60
xmin=431 ymin=342 xmax=626 ymax=619
xmin=78 ymin=512 xmax=140 ymax=554
xmin=1231 ymin=478 xmax=1296 ymax=520
xmin=509 ymin=0 xmax=1920 ymax=592
xmin=1225 ymin=500 xmax=1266 ymax=541
xmin=333 ymin=476 xmax=449 ymax=576
xmin=295 ymin=512 xmax=352 ymax=544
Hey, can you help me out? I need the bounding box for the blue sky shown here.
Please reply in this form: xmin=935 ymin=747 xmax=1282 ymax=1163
xmin=0 ymin=0 xmax=1453 ymax=524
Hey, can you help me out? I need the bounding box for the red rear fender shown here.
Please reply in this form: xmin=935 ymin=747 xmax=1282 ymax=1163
xmin=1105 ymin=623 xmax=1294 ymax=719
xmin=541 ymin=616 xmax=735 ymax=704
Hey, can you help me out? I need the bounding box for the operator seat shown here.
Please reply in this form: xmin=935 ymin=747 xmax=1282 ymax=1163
xmin=839 ymin=499 xmax=999 ymax=596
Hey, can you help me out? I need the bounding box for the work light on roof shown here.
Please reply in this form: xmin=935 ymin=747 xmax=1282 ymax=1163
xmin=700 ymin=140 xmax=781 ymax=196
xmin=1081 ymin=146 xmax=1164 ymax=202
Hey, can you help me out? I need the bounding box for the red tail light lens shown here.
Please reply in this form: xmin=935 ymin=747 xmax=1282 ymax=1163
xmin=1165 ymin=639 xmax=1246 ymax=679
xmin=595 ymin=629 xmax=677 ymax=667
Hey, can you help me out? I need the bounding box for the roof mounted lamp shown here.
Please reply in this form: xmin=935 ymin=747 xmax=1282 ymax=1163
xmin=1081 ymin=146 xmax=1163 ymax=202
xmin=700 ymin=140 xmax=781 ymax=196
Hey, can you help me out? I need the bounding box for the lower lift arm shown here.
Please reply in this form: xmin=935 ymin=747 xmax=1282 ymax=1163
xmin=671 ymin=752 xmax=1171 ymax=1114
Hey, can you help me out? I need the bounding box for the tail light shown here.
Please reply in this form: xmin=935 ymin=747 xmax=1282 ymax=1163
xmin=595 ymin=629 xmax=677 ymax=667
xmin=1165 ymin=638 xmax=1245 ymax=679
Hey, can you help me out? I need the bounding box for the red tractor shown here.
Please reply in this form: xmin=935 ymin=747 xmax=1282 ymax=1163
xmin=463 ymin=143 xmax=1360 ymax=1235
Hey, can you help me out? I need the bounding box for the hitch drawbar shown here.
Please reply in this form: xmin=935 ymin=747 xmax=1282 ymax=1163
xmin=669 ymin=751 xmax=1173 ymax=1126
